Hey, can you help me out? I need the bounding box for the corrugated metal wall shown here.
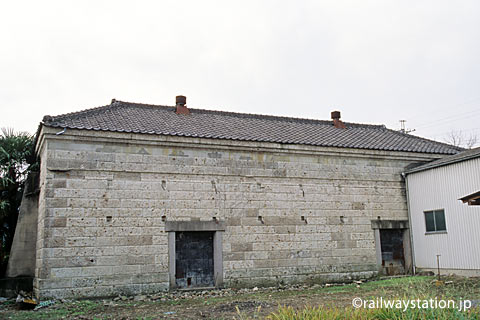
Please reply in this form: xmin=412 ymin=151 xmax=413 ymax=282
xmin=407 ymin=157 xmax=480 ymax=270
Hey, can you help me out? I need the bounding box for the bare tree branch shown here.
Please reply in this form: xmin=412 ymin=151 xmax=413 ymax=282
xmin=444 ymin=130 xmax=479 ymax=149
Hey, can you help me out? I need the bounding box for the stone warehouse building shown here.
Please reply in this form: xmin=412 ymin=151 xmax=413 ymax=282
xmin=12 ymin=96 xmax=461 ymax=299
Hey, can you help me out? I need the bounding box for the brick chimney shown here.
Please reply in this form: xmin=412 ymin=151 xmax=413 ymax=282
xmin=331 ymin=111 xmax=346 ymax=129
xmin=175 ymin=95 xmax=189 ymax=115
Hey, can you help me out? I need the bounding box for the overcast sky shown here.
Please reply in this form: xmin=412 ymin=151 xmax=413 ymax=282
xmin=1 ymin=1 xmax=479 ymax=146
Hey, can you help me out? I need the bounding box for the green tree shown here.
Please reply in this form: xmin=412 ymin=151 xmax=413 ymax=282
xmin=0 ymin=128 xmax=35 ymax=276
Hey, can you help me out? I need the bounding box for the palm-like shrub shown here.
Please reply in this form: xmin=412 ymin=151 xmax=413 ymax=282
xmin=0 ymin=128 xmax=35 ymax=276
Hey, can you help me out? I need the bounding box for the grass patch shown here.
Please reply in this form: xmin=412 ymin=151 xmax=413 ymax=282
xmin=2 ymin=276 xmax=479 ymax=319
xmin=1 ymin=300 xmax=103 ymax=320
xmin=266 ymin=305 xmax=480 ymax=320
xmin=259 ymin=276 xmax=480 ymax=320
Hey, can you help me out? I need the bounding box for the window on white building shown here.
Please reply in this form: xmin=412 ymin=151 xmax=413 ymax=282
xmin=424 ymin=209 xmax=446 ymax=233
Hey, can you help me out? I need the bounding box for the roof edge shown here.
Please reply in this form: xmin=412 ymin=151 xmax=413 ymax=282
xmin=38 ymin=125 xmax=449 ymax=162
xmin=405 ymin=148 xmax=480 ymax=174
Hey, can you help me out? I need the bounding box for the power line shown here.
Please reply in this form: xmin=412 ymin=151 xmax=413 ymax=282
xmin=411 ymin=106 xmax=480 ymax=130
xmin=428 ymin=126 xmax=480 ymax=137
xmin=405 ymin=96 xmax=480 ymax=124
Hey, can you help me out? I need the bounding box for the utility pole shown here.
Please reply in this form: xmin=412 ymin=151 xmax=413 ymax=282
xmin=437 ymin=254 xmax=441 ymax=281
xmin=435 ymin=254 xmax=444 ymax=286
xmin=399 ymin=120 xmax=415 ymax=134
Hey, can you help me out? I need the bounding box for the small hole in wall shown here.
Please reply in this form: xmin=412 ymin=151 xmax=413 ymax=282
xmin=377 ymin=216 xmax=381 ymax=220
xmin=161 ymin=215 xmax=167 ymax=222
xmin=106 ymin=216 xmax=112 ymax=222
xmin=212 ymin=217 xmax=217 ymax=221
xmin=301 ymin=216 xmax=308 ymax=224
xmin=258 ymin=216 xmax=264 ymax=224
xmin=340 ymin=216 xmax=345 ymax=224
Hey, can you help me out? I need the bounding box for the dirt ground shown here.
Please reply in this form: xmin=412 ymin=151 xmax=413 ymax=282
xmin=1 ymin=275 xmax=479 ymax=319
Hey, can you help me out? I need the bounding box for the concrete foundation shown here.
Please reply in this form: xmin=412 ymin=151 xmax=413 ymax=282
xmin=6 ymin=173 xmax=39 ymax=278
xmin=416 ymin=268 xmax=480 ymax=277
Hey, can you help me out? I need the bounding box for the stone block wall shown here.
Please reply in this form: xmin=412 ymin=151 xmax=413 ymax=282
xmin=34 ymin=128 xmax=438 ymax=298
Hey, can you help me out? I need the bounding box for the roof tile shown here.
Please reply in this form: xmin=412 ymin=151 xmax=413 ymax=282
xmin=42 ymin=100 xmax=462 ymax=155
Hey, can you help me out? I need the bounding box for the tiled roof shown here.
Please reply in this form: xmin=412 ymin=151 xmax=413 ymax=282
xmin=406 ymin=146 xmax=480 ymax=173
xmin=41 ymin=100 xmax=462 ymax=155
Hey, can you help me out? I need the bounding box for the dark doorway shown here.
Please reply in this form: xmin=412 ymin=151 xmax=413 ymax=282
xmin=175 ymin=231 xmax=214 ymax=288
xmin=380 ymin=229 xmax=405 ymax=275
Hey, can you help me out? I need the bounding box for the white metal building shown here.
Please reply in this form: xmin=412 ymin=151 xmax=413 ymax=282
xmin=405 ymin=147 xmax=480 ymax=276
